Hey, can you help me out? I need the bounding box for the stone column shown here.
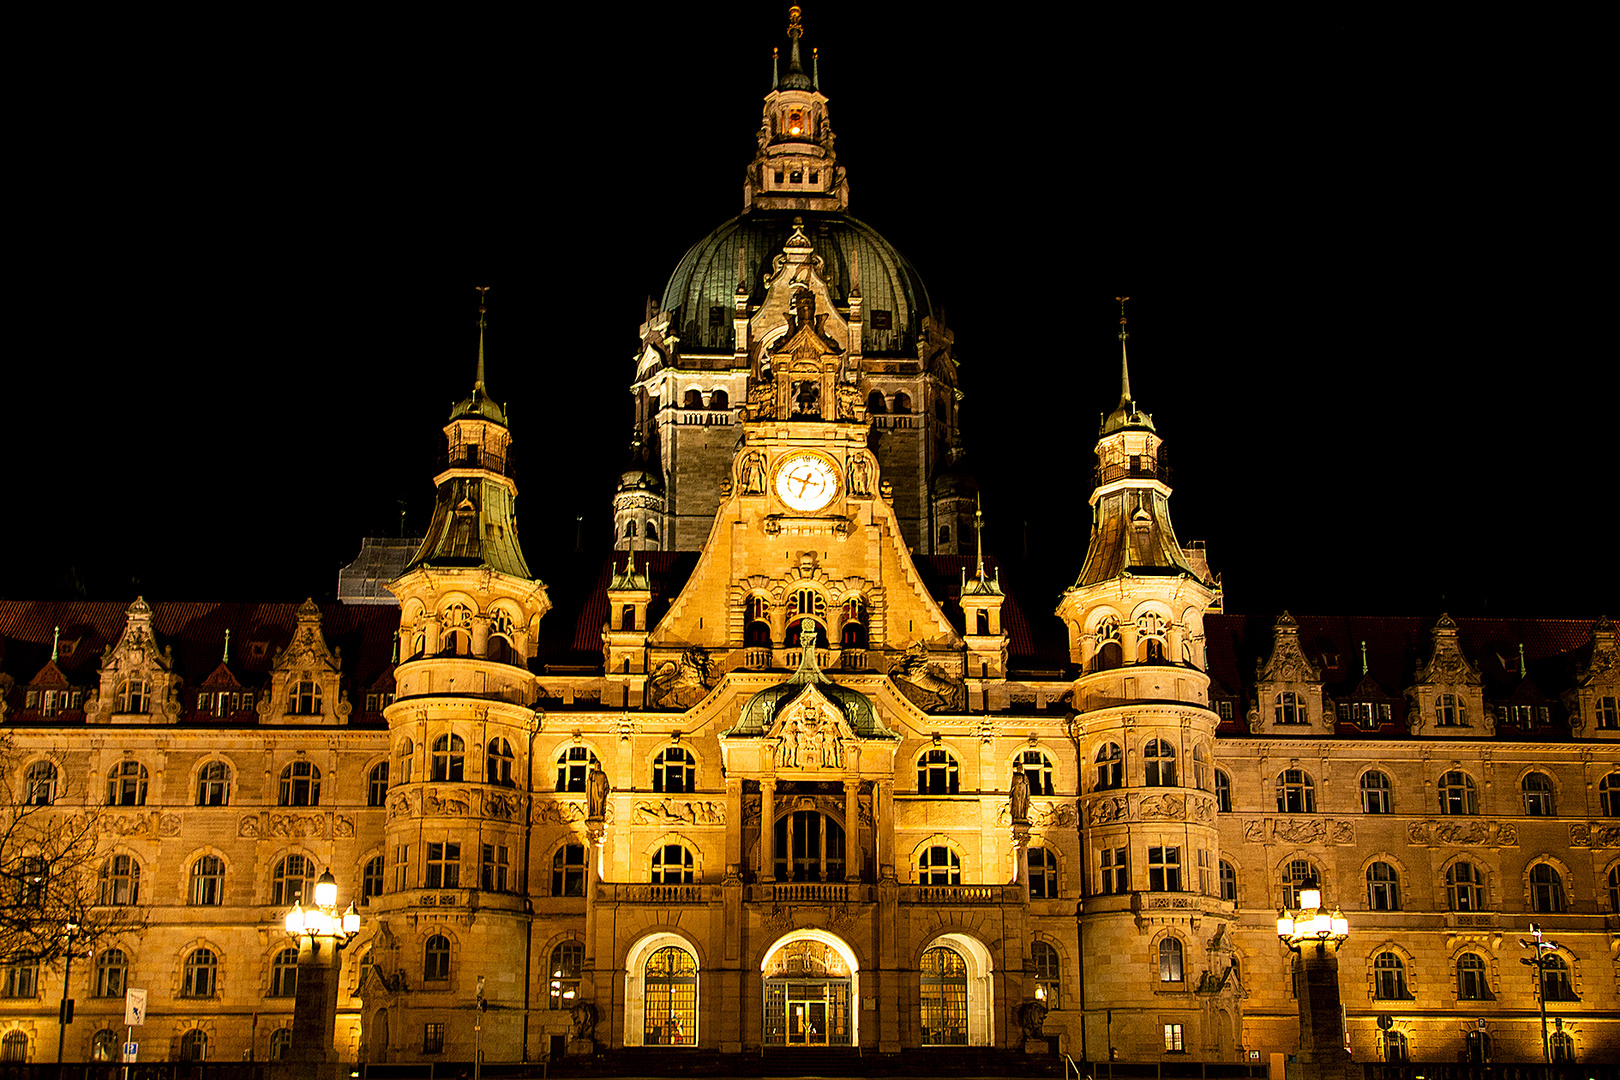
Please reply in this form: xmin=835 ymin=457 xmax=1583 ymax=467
xmin=1011 ymin=821 xmax=1031 ymax=889
xmin=761 ymin=778 xmax=777 ymax=882
xmin=843 ymin=778 xmax=861 ymax=882
xmin=876 ymin=778 xmax=895 ymax=880
xmin=1296 ymin=945 xmax=1356 ymax=1079
xmin=288 ymin=933 xmax=341 ymax=1075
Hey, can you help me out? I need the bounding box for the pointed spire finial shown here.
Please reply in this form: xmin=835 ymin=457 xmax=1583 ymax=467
xmin=812 ymin=46 xmax=819 ymax=90
xmin=475 ymin=286 xmax=491 ymax=392
xmin=1360 ymin=640 xmax=1368 ymax=675
xmin=772 ymin=46 xmax=779 ymax=89
xmin=223 ymin=628 xmax=232 ymax=664
xmin=51 ymin=626 xmax=60 ymax=663
xmin=974 ymin=492 xmax=987 ymax=582
xmin=1115 ymin=295 xmax=1132 ymax=402
xmin=1518 ymin=642 xmax=1527 ymax=679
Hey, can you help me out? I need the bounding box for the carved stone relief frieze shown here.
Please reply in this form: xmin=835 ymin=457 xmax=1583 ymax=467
xmin=632 ymin=799 xmax=726 ymax=826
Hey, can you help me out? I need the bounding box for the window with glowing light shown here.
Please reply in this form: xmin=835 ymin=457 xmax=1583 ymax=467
xmin=1032 ymin=940 xmax=1060 ymax=1007
xmin=549 ymin=942 xmax=583 ymax=1008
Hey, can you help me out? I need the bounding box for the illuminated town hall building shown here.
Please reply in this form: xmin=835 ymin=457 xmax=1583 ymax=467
xmin=2 ymin=10 xmax=1619 ymax=1069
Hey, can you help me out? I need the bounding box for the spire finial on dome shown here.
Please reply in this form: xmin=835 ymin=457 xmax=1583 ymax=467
xmin=475 ymin=286 xmax=490 ymax=392
xmin=223 ymin=628 xmax=231 ymax=664
xmin=812 ymin=46 xmax=819 ymax=91
xmin=772 ymin=46 xmax=779 ymax=90
xmin=1115 ymin=295 xmax=1132 ymax=403
xmin=974 ymin=492 xmax=987 ymax=582
xmin=51 ymin=625 xmax=60 ymax=663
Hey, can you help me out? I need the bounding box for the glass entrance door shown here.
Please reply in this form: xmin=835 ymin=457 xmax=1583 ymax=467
xmin=787 ymin=987 xmax=829 ymax=1045
xmin=764 ymin=978 xmax=851 ymax=1046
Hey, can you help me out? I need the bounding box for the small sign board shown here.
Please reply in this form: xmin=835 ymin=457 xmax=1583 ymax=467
xmin=122 ymin=1043 xmax=138 ymax=1063
xmin=124 ymin=988 xmax=147 ymax=1027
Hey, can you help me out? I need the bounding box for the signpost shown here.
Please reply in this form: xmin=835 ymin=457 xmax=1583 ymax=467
xmin=123 ymin=989 xmax=146 ymax=1072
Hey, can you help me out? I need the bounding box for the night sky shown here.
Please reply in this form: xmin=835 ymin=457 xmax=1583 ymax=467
xmin=6 ymin=5 xmax=1612 ymax=621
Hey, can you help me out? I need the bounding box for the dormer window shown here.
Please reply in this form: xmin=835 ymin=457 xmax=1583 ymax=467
xmin=290 ymin=675 xmax=322 ymax=716
xmin=1435 ymin=693 xmax=1467 ymax=727
xmin=1274 ymin=691 xmax=1307 ymax=725
xmin=117 ymin=679 xmax=150 ymax=714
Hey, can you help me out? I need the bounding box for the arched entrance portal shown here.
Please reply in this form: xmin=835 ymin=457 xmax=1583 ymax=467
xmin=761 ymin=930 xmax=860 ymax=1047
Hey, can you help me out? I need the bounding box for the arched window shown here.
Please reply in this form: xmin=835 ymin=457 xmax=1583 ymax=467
xmin=1367 ymin=862 xmax=1400 ymax=910
xmin=892 ymin=391 xmax=912 ymax=414
xmin=683 ymin=388 xmax=703 ymax=409
xmin=643 ymin=946 xmax=698 ymax=1045
xmin=1360 ymin=770 xmax=1392 ymax=813
xmin=423 ymin=935 xmax=451 ymax=981
xmin=548 ymin=942 xmax=583 ymax=1008
xmin=362 ymin=856 xmax=384 ymax=903
xmin=278 ymin=761 xmax=321 ymax=806
xmin=1191 ymin=745 xmax=1209 ymax=790
xmin=1530 ymin=864 xmax=1566 ymax=913
xmin=272 ymin=854 xmax=311 ymax=906
xmin=1457 ymin=953 xmax=1491 ymax=1000
xmin=179 ymin=1029 xmax=208 ymax=1061
xmin=269 ymin=1029 xmax=293 ymax=1062
xmin=93 ymin=949 xmax=128 ymax=997
xmin=1274 ymin=691 xmax=1306 ymax=724
xmin=624 ymin=520 xmax=638 ymax=540
xmin=1446 ymin=862 xmax=1485 ymax=911
xmin=182 ymin=949 xmax=218 ymax=997
xmin=1373 ymin=952 xmax=1409 ymax=999
xmin=1214 ymin=769 xmax=1231 ymax=812
xmin=1143 ymin=739 xmax=1176 ymax=787
xmin=556 ymin=746 xmax=599 ymax=792
xmin=866 ymin=389 xmax=886 ymax=414
xmin=551 ymin=845 xmax=586 ymax=897
xmin=919 ymin=946 xmax=967 ymax=1045
xmin=1599 ymin=773 xmax=1620 ymax=816
xmin=918 ymin=749 xmax=960 ymax=795
xmin=1281 ymin=859 xmax=1318 ymax=909
xmin=1018 ymin=750 xmax=1055 ymax=796
xmin=645 ymin=521 xmax=660 ymax=545
xmin=1094 ymin=618 xmax=1122 ymax=671
xmin=786 ymin=588 xmax=827 ymax=644
xmin=1610 ymin=865 xmax=1620 ymax=913
xmin=1550 ymin=1030 xmax=1575 ymax=1062
xmin=654 ymin=747 xmax=694 ymax=793
xmin=1539 ymin=954 xmax=1576 ymax=1001
xmin=106 ymin=761 xmax=148 ymax=806
xmin=709 ymin=389 xmax=729 ymax=411
xmin=1274 ymin=769 xmax=1317 ymax=813
xmin=840 ymin=597 xmax=868 ymax=649
xmin=1438 ymin=770 xmax=1477 ymax=815
xmin=117 ymin=678 xmax=150 ymax=714
xmin=196 ymin=761 xmax=230 ymax=806
xmin=1384 ymin=1030 xmax=1408 ymax=1062
xmin=1028 ymin=847 xmax=1057 ymax=898
xmin=91 ymin=1029 xmax=119 ymax=1062
xmin=1522 ymin=772 xmax=1555 ymax=816
xmin=1095 ymin=743 xmax=1123 ymax=790
xmin=189 ymin=856 xmax=224 ymax=905
xmin=651 ymin=844 xmax=695 ymax=884
xmin=744 ymin=595 xmax=771 ymax=647
xmin=366 ymin=761 xmax=389 ymax=806
xmin=271 ymin=947 xmax=299 ymax=996
xmin=289 ymin=675 xmax=322 ymax=715
xmin=1031 ymin=940 xmax=1060 ymax=1006
xmin=1158 ymin=937 xmax=1184 ymax=982
xmin=1136 ymin=612 xmax=1167 ymax=663
xmin=430 ymin=735 xmax=465 ymax=782
xmin=1219 ymin=860 xmax=1237 ymax=901
xmin=0 ymin=1031 xmax=25 ymax=1062
xmin=486 ymin=739 xmax=514 ymax=787
xmin=918 ymin=845 xmax=961 ymax=885
xmin=98 ymin=855 xmax=140 ymax=905
xmin=14 ymin=855 xmax=45 ymax=906
xmin=24 ymin=761 xmax=57 ymax=806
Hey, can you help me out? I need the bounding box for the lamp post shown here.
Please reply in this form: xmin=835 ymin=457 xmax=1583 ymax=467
xmin=56 ymin=920 xmax=80 ymax=1066
xmin=1518 ymin=923 xmax=1560 ymax=1064
xmin=284 ymin=869 xmax=361 ymax=1079
xmin=1276 ymin=880 xmax=1351 ymax=1075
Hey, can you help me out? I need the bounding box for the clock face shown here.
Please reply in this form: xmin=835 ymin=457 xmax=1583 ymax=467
xmin=774 ymin=454 xmax=839 ymax=513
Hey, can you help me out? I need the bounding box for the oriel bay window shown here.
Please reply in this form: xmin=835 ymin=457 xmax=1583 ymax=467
xmin=430 ymin=735 xmax=465 ymax=782
xmin=776 ymin=811 xmax=845 ymax=881
xmin=1148 ymin=846 xmax=1181 ymax=891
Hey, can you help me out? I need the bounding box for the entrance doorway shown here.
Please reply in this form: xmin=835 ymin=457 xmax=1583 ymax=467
xmin=763 ymin=938 xmax=853 ymax=1046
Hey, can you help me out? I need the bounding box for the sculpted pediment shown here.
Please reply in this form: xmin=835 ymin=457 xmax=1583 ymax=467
xmin=765 ymin=685 xmax=853 ymax=770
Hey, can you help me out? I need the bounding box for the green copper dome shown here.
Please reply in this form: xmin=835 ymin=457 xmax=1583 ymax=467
xmin=661 ymin=211 xmax=931 ymax=357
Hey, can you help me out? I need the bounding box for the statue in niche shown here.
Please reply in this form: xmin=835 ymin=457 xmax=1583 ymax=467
xmin=847 ymin=452 xmax=872 ymax=497
xmin=586 ymin=762 xmax=610 ymax=820
xmin=1010 ymin=768 xmax=1031 ymax=825
xmin=740 ymin=452 xmax=767 ymax=494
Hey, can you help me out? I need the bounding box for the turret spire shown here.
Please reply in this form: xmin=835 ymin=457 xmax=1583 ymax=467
xmin=475 ymin=286 xmax=490 ymax=392
xmin=223 ymin=628 xmax=231 ymax=664
xmin=974 ymin=493 xmax=987 ymax=582
xmin=51 ymin=625 xmax=59 ymax=663
xmin=1116 ymin=295 xmax=1132 ymax=403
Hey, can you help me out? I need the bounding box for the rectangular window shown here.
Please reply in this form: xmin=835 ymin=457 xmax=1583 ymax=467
xmin=482 ymin=844 xmax=509 ymax=892
xmin=1216 ymin=700 xmax=1233 ymax=720
xmin=423 ymin=1023 xmax=445 ymax=1053
xmin=1198 ymin=849 xmax=1212 ymax=895
xmin=1099 ymin=847 xmax=1128 ymax=895
xmin=394 ymin=845 xmax=411 ymax=891
xmin=1148 ymin=846 xmax=1181 ymax=892
xmin=870 ymin=310 xmax=892 ymax=330
xmin=1598 ymin=696 xmax=1619 ymax=729
xmin=1164 ymin=1024 xmax=1184 ymax=1052
xmin=425 ymin=842 xmax=460 ymax=889
xmin=365 ymin=693 xmax=380 ymax=711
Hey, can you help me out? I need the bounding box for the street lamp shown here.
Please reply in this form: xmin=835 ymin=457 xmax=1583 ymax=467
xmin=57 ymin=920 xmax=80 ymax=1065
xmin=1277 ymin=881 xmax=1351 ymax=1073
xmin=1519 ymin=923 xmax=1561 ymax=1064
xmin=284 ymin=869 xmax=362 ymax=1077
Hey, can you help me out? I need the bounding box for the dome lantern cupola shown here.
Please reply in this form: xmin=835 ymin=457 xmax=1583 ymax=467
xmin=747 ymin=6 xmax=847 ymax=213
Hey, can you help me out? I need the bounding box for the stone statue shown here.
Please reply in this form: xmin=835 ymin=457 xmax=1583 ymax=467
xmin=1010 ymin=768 xmax=1031 ymax=825
xmin=586 ymin=763 xmax=609 ymax=820
xmin=740 ymin=452 xmax=766 ymax=494
xmin=847 ymin=452 xmax=872 ymax=497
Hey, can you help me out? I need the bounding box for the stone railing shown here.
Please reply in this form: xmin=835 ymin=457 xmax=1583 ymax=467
xmin=902 ymin=884 xmax=1015 ymax=905
xmin=605 ymin=883 xmax=713 ymax=904
xmin=749 ymin=882 xmax=869 ymax=904
xmin=871 ymin=414 xmax=921 ymax=429
xmin=669 ymin=408 xmax=734 ymax=426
